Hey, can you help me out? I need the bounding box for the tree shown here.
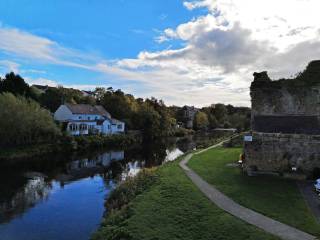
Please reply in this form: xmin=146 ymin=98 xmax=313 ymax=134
xmin=0 ymin=72 xmax=31 ymax=97
xmin=193 ymin=111 xmax=209 ymax=130
xmin=39 ymin=87 xmax=64 ymax=112
xmin=94 ymin=87 xmax=106 ymax=103
xmin=212 ymin=104 xmax=227 ymax=124
xmin=208 ymin=115 xmax=219 ymax=129
xmin=0 ymin=93 xmax=61 ymax=147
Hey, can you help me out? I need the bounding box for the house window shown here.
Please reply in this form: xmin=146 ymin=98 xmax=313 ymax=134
xmin=69 ymin=124 xmax=78 ymax=131
xmin=79 ymin=116 xmax=82 ymax=120
xmin=117 ymin=124 xmax=122 ymax=129
xmin=95 ymin=116 xmax=98 ymax=120
xmin=79 ymin=124 xmax=87 ymax=131
xmin=88 ymin=117 xmax=91 ymax=120
xmin=108 ymin=125 xmax=110 ymax=129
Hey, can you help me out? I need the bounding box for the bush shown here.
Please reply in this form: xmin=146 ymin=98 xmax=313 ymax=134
xmin=0 ymin=93 xmax=61 ymax=147
xmin=74 ymin=134 xmax=139 ymax=150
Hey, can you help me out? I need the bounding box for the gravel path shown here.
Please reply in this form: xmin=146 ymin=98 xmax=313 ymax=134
xmin=179 ymin=141 xmax=317 ymax=240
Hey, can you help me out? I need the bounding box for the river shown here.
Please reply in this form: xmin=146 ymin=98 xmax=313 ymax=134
xmin=0 ymin=132 xmax=229 ymax=240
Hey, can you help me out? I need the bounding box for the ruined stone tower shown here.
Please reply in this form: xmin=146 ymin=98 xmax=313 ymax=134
xmin=244 ymin=61 xmax=320 ymax=176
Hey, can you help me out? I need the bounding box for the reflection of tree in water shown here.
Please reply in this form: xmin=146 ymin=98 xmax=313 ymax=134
xmin=142 ymin=140 xmax=168 ymax=167
xmin=0 ymin=174 xmax=52 ymax=224
xmin=0 ymin=149 xmax=125 ymax=225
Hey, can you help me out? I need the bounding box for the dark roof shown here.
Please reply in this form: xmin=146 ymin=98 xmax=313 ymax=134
xmin=65 ymin=104 xmax=111 ymax=118
xmin=32 ymin=85 xmax=50 ymax=91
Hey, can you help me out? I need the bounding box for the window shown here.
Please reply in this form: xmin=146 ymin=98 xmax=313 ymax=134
xmin=79 ymin=116 xmax=82 ymax=120
xmin=69 ymin=124 xmax=78 ymax=131
xmin=79 ymin=124 xmax=87 ymax=131
xmin=117 ymin=124 xmax=122 ymax=129
xmin=88 ymin=117 xmax=91 ymax=120
xmin=108 ymin=125 xmax=110 ymax=129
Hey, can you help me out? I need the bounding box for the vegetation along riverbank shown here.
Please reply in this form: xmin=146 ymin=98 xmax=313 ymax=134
xmin=92 ymin=154 xmax=278 ymax=240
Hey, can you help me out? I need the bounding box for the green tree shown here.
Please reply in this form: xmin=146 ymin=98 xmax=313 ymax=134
xmin=0 ymin=72 xmax=31 ymax=97
xmin=212 ymin=104 xmax=227 ymax=124
xmin=0 ymin=93 xmax=61 ymax=147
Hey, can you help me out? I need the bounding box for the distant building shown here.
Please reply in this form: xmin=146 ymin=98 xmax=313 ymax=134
xmin=54 ymin=104 xmax=125 ymax=135
xmin=32 ymin=84 xmax=51 ymax=93
xmin=182 ymin=106 xmax=198 ymax=129
xmin=244 ymin=61 xmax=320 ymax=177
xmin=81 ymin=90 xmax=95 ymax=98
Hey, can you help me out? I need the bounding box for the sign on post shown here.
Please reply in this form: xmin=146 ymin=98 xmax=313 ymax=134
xmin=244 ymin=135 xmax=253 ymax=142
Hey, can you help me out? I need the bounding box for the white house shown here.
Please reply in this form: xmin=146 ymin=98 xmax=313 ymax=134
xmin=54 ymin=104 xmax=125 ymax=136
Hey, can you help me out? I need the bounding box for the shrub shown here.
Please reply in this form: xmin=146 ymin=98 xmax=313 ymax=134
xmin=0 ymin=93 xmax=61 ymax=147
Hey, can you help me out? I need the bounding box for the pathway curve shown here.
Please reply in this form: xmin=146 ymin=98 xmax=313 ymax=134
xmin=179 ymin=140 xmax=317 ymax=240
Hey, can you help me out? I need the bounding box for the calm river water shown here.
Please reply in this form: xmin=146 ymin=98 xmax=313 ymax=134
xmin=0 ymin=132 xmax=227 ymax=240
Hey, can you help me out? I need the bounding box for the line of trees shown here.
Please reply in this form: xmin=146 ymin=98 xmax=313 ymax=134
xmin=0 ymin=72 xmax=250 ymax=147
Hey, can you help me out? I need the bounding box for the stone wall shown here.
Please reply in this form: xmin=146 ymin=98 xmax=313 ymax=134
xmin=251 ymin=61 xmax=320 ymax=118
xmin=244 ymin=132 xmax=320 ymax=175
xmin=245 ymin=61 xmax=320 ymax=176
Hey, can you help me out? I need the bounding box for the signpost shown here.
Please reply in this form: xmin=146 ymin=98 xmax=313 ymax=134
xmin=244 ymin=135 xmax=253 ymax=142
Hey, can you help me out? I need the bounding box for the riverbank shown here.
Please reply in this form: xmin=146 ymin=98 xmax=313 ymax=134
xmin=92 ymin=147 xmax=280 ymax=240
xmin=0 ymin=134 xmax=140 ymax=161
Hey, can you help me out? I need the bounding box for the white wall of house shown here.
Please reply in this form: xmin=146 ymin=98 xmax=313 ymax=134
xmin=101 ymin=119 xmax=112 ymax=134
xmin=111 ymin=122 xmax=125 ymax=134
xmin=54 ymin=105 xmax=73 ymax=121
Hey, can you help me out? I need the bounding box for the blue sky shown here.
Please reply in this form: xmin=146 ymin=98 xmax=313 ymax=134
xmin=0 ymin=0 xmax=319 ymax=106
xmin=0 ymin=0 xmax=199 ymax=86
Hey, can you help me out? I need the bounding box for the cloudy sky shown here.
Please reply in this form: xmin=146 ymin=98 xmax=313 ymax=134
xmin=0 ymin=0 xmax=319 ymax=107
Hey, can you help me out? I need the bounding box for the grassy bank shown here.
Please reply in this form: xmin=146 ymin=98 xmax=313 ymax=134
xmin=0 ymin=134 xmax=139 ymax=161
xmin=188 ymin=147 xmax=320 ymax=237
xmin=93 ymin=154 xmax=279 ymax=240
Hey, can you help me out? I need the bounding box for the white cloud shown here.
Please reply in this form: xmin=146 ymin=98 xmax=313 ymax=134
xmin=0 ymin=60 xmax=20 ymax=73
xmin=25 ymin=77 xmax=59 ymax=87
xmin=1 ymin=1 xmax=320 ymax=107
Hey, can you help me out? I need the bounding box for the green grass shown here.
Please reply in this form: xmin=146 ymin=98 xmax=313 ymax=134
xmin=188 ymin=147 xmax=320 ymax=237
xmin=93 ymin=156 xmax=279 ymax=240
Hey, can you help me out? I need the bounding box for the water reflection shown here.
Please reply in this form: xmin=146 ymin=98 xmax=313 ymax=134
xmin=0 ymin=131 xmax=228 ymax=240
xmin=0 ymin=176 xmax=51 ymax=224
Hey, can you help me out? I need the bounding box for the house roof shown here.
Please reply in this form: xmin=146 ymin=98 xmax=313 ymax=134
xmin=111 ymin=118 xmax=123 ymax=124
xmin=65 ymin=104 xmax=111 ymax=118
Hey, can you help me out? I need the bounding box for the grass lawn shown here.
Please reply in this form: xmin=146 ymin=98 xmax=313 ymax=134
xmin=188 ymin=147 xmax=320 ymax=237
xmin=93 ymin=156 xmax=279 ymax=240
